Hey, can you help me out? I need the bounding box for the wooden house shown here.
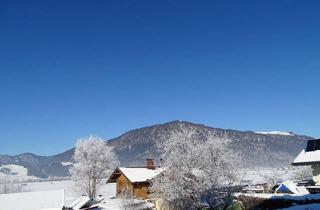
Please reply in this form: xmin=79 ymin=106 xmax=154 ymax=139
xmin=107 ymin=159 xmax=163 ymax=199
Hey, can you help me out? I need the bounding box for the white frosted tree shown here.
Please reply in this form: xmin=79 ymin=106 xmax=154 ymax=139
xmin=152 ymin=128 xmax=237 ymax=209
xmin=0 ymin=174 xmax=9 ymax=194
xmin=293 ymin=166 xmax=313 ymax=181
xmin=70 ymin=135 xmax=119 ymax=198
xmin=0 ymin=173 xmax=22 ymax=194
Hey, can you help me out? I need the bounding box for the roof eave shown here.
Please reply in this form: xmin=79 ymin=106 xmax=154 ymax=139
xmin=132 ymin=181 xmax=150 ymax=186
xmin=107 ymin=167 xmax=122 ymax=183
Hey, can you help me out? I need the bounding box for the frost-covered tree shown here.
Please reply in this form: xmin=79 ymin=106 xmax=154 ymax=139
xmin=0 ymin=174 xmax=9 ymax=194
xmin=152 ymin=128 xmax=237 ymax=209
xmin=70 ymin=135 xmax=119 ymax=198
xmin=293 ymin=166 xmax=313 ymax=181
xmin=0 ymin=173 xmax=22 ymax=194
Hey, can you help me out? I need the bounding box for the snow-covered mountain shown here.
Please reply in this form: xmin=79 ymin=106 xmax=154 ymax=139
xmin=255 ymin=131 xmax=296 ymax=136
xmin=0 ymin=151 xmax=73 ymax=178
xmin=0 ymin=121 xmax=312 ymax=178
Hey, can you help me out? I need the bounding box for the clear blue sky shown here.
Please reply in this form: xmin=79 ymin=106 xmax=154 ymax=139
xmin=1 ymin=0 xmax=320 ymax=155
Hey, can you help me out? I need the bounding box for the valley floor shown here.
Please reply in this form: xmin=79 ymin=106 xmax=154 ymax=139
xmin=0 ymin=167 xmax=312 ymax=210
xmin=0 ymin=180 xmax=126 ymax=210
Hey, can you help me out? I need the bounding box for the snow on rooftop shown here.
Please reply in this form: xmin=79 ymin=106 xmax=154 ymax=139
xmin=0 ymin=190 xmax=64 ymax=210
xmin=255 ymin=131 xmax=295 ymax=136
xmin=275 ymin=180 xmax=309 ymax=195
xmin=293 ymin=149 xmax=320 ymax=165
xmin=67 ymin=196 xmax=91 ymax=209
xmin=119 ymin=167 xmax=164 ymax=183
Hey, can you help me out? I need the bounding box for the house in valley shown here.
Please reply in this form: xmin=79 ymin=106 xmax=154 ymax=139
xmin=107 ymin=159 xmax=163 ymax=199
xmin=292 ymin=139 xmax=320 ymax=184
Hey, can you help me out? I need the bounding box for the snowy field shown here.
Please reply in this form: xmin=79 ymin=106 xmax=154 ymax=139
xmin=0 ymin=180 xmax=126 ymax=210
xmin=21 ymin=180 xmax=84 ymax=205
xmin=239 ymin=167 xmax=302 ymax=185
xmin=0 ymin=189 xmax=64 ymax=210
xmin=0 ymin=167 xmax=307 ymax=210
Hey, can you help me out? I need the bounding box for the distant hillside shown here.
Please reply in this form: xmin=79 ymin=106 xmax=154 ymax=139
xmin=0 ymin=150 xmax=73 ymax=178
xmin=0 ymin=121 xmax=312 ymax=178
xmin=107 ymin=121 xmax=311 ymax=168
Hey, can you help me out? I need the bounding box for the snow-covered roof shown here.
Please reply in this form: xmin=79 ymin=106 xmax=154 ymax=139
xmin=275 ymin=180 xmax=309 ymax=195
xmin=292 ymin=149 xmax=320 ymax=165
xmin=108 ymin=167 xmax=164 ymax=183
xmin=0 ymin=190 xmax=64 ymax=210
xmin=118 ymin=167 xmax=164 ymax=183
xmin=67 ymin=196 xmax=91 ymax=209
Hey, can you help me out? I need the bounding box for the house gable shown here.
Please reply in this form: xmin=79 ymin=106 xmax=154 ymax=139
xmin=107 ymin=166 xmax=164 ymax=199
xmin=292 ymin=139 xmax=320 ymax=166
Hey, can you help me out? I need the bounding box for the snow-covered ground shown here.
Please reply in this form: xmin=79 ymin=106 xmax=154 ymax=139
xmin=0 ymin=180 xmax=143 ymax=210
xmin=0 ymin=167 xmax=306 ymax=210
xmin=239 ymin=167 xmax=301 ymax=185
xmin=21 ymin=180 xmax=78 ymax=205
xmin=0 ymin=189 xmax=64 ymax=210
xmin=21 ymin=180 xmax=117 ymax=206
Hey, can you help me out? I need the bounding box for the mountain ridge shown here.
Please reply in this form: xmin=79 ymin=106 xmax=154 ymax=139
xmin=0 ymin=120 xmax=313 ymax=178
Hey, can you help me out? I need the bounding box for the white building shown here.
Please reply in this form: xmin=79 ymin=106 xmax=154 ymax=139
xmin=293 ymin=139 xmax=320 ymax=184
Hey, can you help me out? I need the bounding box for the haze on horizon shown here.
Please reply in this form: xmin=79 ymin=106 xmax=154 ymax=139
xmin=1 ymin=0 xmax=320 ymax=155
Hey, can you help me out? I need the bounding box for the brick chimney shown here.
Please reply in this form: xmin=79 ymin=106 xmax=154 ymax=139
xmin=146 ymin=159 xmax=155 ymax=170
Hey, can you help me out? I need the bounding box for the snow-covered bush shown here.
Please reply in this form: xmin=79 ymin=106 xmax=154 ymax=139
xmin=152 ymin=127 xmax=238 ymax=209
xmin=70 ymin=135 xmax=119 ymax=198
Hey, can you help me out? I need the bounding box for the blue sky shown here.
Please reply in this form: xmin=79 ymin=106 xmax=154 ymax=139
xmin=1 ymin=0 xmax=320 ymax=155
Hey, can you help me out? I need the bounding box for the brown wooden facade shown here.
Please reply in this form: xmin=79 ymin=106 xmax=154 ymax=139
xmin=108 ymin=168 xmax=150 ymax=199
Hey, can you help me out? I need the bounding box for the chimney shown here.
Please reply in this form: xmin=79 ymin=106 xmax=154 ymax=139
xmin=146 ymin=159 xmax=155 ymax=170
